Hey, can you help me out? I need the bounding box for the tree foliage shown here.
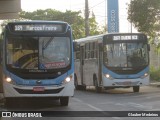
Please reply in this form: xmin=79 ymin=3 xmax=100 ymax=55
xmin=19 ymin=9 xmax=103 ymax=39
xmin=127 ymin=0 xmax=160 ymax=41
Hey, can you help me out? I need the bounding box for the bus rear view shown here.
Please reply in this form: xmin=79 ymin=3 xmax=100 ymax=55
xmin=0 ymin=21 xmax=74 ymax=106
xmin=103 ymin=33 xmax=150 ymax=92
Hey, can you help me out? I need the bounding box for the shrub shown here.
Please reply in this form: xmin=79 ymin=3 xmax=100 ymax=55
xmin=150 ymin=66 xmax=160 ymax=81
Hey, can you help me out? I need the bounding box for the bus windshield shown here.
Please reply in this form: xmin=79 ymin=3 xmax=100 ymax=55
xmin=104 ymin=42 xmax=149 ymax=68
xmin=6 ymin=36 xmax=71 ymax=70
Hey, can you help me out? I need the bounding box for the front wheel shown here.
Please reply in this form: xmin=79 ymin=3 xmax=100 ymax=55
xmin=74 ymin=74 xmax=79 ymax=90
xmin=133 ymin=86 xmax=140 ymax=93
xmin=93 ymin=77 xmax=102 ymax=93
xmin=60 ymin=97 xmax=69 ymax=106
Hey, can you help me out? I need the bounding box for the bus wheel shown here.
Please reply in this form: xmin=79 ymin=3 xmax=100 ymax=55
xmin=133 ymin=86 xmax=140 ymax=92
xmin=74 ymin=74 xmax=79 ymax=90
xmin=93 ymin=75 xmax=102 ymax=93
xmin=60 ymin=97 xmax=69 ymax=106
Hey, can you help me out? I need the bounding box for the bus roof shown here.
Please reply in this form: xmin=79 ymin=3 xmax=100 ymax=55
xmin=75 ymin=33 xmax=146 ymax=44
xmin=75 ymin=34 xmax=105 ymax=43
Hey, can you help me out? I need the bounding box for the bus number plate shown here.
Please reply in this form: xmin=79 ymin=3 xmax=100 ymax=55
xmin=33 ymin=87 xmax=45 ymax=92
xmin=123 ymin=81 xmax=131 ymax=85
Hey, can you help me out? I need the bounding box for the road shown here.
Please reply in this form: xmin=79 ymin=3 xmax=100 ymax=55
xmin=1 ymin=85 xmax=160 ymax=120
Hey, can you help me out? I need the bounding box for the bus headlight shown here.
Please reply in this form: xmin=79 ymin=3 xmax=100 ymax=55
xmin=141 ymin=73 xmax=149 ymax=79
xmin=6 ymin=77 xmax=12 ymax=83
xmin=65 ymin=77 xmax=71 ymax=82
xmin=63 ymin=75 xmax=73 ymax=84
xmin=105 ymin=74 xmax=114 ymax=80
xmin=5 ymin=76 xmax=16 ymax=84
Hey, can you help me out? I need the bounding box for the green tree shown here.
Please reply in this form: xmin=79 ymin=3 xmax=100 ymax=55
xmin=127 ymin=0 xmax=160 ymax=42
xmin=89 ymin=12 xmax=101 ymax=35
xmin=19 ymin=9 xmax=102 ymax=39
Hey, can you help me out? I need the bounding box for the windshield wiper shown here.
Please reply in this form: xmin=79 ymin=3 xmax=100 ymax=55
xmin=42 ymin=37 xmax=54 ymax=50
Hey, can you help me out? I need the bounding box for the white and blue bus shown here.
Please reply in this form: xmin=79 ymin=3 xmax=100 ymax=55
xmin=0 ymin=21 xmax=74 ymax=106
xmin=74 ymin=33 xmax=150 ymax=93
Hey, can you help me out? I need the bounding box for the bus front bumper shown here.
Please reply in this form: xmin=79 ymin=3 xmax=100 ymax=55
xmin=102 ymin=75 xmax=150 ymax=87
xmin=3 ymin=80 xmax=74 ymax=98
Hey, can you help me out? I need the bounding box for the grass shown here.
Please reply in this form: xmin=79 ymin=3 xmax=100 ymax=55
xmin=150 ymin=66 xmax=160 ymax=81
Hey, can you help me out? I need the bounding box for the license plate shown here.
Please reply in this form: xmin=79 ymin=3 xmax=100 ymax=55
xmin=33 ymin=87 xmax=45 ymax=92
xmin=123 ymin=81 xmax=132 ymax=85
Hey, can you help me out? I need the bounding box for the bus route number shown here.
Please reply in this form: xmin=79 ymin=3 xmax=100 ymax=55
xmin=15 ymin=25 xmax=23 ymax=31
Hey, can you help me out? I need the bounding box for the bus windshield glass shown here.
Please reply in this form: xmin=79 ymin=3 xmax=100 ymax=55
xmin=104 ymin=42 xmax=149 ymax=68
xmin=6 ymin=36 xmax=70 ymax=70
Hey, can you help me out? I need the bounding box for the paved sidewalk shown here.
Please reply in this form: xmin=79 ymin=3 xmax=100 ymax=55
xmin=150 ymin=81 xmax=160 ymax=87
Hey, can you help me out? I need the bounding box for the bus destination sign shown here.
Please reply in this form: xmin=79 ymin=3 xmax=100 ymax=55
xmin=113 ymin=35 xmax=138 ymax=41
xmin=14 ymin=24 xmax=63 ymax=32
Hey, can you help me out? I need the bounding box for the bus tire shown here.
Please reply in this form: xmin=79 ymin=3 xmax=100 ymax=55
xmin=74 ymin=74 xmax=79 ymax=90
xmin=93 ymin=74 xmax=102 ymax=93
xmin=79 ymin=85 xmax=86 ymax=90
xmin=133 ymin=86 xmax=140 ymax=92
xmin=60 ymin=97 xmax=69 ymax=106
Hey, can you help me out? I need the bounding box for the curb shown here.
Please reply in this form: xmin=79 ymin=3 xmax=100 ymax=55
xmin=150 ymin=82 xmax=160 ymax=87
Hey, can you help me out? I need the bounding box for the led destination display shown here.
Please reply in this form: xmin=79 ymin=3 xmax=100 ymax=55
xmin=14 ymin=24 xmax=63 ymax=32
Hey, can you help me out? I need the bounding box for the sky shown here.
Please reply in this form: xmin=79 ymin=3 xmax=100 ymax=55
xmin=19 ymin=0 xmax=137 ymax=33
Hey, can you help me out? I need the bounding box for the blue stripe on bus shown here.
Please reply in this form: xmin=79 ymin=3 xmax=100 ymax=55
xmin=102 ymin=65 xmax=149 ymax=79
xmin=4 ymin=67 xmax=74 ymax=86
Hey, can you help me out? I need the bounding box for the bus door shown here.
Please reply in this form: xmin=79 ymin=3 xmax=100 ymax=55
xmin=80 ymin=46 xmax=85 ymax=85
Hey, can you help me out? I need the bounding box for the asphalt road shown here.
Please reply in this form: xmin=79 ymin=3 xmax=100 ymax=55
xmin=1 ymin=85 xmax=160 ymax=120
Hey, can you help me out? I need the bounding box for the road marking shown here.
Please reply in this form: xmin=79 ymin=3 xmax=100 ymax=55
xmin=73 ymin=97 xmax=102 ymax=111
xmin=97 ymin=102 xmax=115 ymax=105
xmin=127 ymin=102 xmax=153 ymax=110
xmin=115 ymin=103 xmax=125 ymax=106
xmin=73 ymin=97 xmax=121 ymax=119
xmin=149 ymin=108 xmax=160 ymax=111
xmin=146 ymin=95 xmax=160 ymax=99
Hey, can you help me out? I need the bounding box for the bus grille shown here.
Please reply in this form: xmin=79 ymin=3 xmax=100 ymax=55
xmin=14 ymin=87 xmax=64 ymax=94
xmin=114 ymin=81 xmax=139 ymax=86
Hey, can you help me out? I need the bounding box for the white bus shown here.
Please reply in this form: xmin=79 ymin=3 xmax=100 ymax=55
xmin=74 ymin=33 xmax=150 ymax=92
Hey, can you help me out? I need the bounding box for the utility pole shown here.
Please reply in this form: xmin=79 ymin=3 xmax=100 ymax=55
xmin=130 ymin=0 xmax=132 ymax=34
xmin=85 ymin=0 xmax=90 ymax=36
xmin=105 ymin=0 xmax=107 ymax=32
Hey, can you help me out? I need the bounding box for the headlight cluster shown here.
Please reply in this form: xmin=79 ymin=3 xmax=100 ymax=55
xmin=6 ymin=77 xmax=12 ymax=83
xmin=104 ymin=74 xmax=114 ymax=80
xmin=5 ymin=77 xmax=16 ymax=84
xmin=63 ymin=75 xmax=73 ymax=84
xmin=141 ymin=73 xmax=149 ymax=79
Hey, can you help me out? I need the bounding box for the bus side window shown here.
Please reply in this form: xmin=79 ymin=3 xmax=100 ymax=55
xmin=88 ymin=43 xmax=90 ymax=59
xmin=76 ymin=52 xmax=80 ymax=60
xmin=90 ymin=42 xmax=94 ymax=58
xmin=85 ymin=43 xmax=89 ymax=59
xmin=75 ymin=49 xmax=80 ymax=60
xmin=74 ymin=42 xmax=80 ymax=60
xmin=94 ymin=42 xmax=98 ymax=58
